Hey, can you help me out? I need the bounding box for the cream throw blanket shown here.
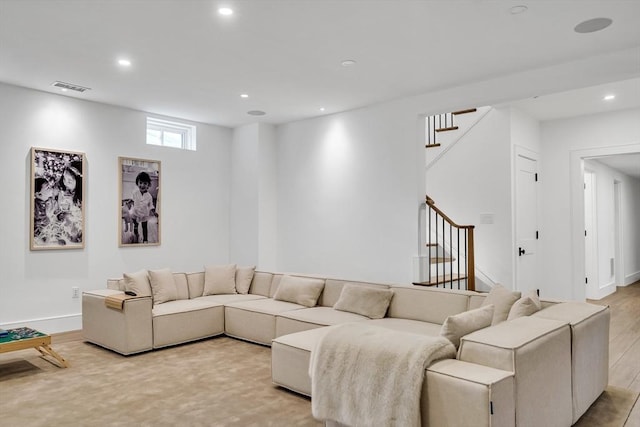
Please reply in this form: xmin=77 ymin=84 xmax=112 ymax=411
xmin=310 ymin=322 xmax=456 ymax=427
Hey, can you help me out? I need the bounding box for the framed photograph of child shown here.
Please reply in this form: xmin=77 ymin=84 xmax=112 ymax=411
xmin=118 ymin=157 xmax=161 ymax=247
xmin=30 ymin=147 xmax=86 ymax=250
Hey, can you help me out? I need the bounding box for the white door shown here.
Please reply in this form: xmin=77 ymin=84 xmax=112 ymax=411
xmin=584 ymin=171 xmax=598 ymax=298
xmin=516 ymin=154 xmax=538 ymax=292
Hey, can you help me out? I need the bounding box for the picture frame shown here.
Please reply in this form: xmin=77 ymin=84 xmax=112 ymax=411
xmin=118 ymin=157 xmax=161 ymax=247
xmin=30 ymin=147 xmax=86 ymax=250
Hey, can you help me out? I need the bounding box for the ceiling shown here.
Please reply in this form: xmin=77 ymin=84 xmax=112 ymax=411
xmin=1 ymin=0 xmax=640 ymax=128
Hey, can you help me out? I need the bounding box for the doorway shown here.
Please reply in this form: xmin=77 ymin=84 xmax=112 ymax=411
xmin=583 ymin=170 xmax=597 ymax=299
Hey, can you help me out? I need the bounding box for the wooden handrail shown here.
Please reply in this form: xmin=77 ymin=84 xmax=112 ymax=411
xmin=425 ymin=196 xmax=475 ymax=230
xmin=416 ymin=195 xmax=475 ymax=291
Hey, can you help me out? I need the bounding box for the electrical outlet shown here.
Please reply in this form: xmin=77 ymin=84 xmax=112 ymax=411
xmin=72 ymin=287 xmax=80 ymax=299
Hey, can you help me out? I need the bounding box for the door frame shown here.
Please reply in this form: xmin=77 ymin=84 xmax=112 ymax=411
xmin=569 ymin=142 xmax=640 ymax=301
xmin=583 ymin=170 xmax=598 ymax=299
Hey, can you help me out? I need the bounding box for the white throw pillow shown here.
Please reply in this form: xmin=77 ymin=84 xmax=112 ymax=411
xmin=333 ymin=284 xmax=394 ymax=319
xmin=148 ymin=268 xmax=178 ymax=305
xmin=481 ymin=284 xmax=521 ymax=325
xmin=440 ymin=304 xmax=494 ymax=349
xmin=203 ymin=264 xmax=237 ymax=295
xmin=507 ymin=290 xmax=542 ymax=320
xmin=235 ymin=265 xmax=256 ymax=295
xmin=273 ymin=275 xmax=325 ymax=308
xmin=123 ymin=269 xmax=152 ymax=297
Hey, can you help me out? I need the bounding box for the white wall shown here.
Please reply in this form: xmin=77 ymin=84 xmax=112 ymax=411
xmin=0 ymin=83 xmax=232 ymax=333
xmin=540 ymin=108 xmax=640 ymax=300
xmin=230 ymin=122 xmax=278 ymax=270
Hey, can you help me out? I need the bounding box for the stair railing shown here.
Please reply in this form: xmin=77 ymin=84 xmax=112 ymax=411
xmin=416 ymin=195 xmax=475 ymax=291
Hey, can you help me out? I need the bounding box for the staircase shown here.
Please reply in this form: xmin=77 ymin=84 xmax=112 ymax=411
xmin=425 ymin=108 xmax=477 ymax=148
xmin=414 ymin=195 xmax=475 ymax=291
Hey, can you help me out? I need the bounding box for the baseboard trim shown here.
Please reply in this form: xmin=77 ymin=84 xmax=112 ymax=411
xmin=1 ymin=313 xmax=82 ymax=334
xmin=624 ymin=271 xmax=640 ymax=286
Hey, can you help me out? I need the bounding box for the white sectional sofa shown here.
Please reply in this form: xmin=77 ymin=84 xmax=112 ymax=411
xmin=82 ymin=267 xmax=610 ymax=427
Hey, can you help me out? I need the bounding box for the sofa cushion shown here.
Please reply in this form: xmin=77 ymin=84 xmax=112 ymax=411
xmin=148 ymin=268 xmax=178 ymax=305
xmin=368 ymin=318 xmax=442 ymax=336
xmin=333 ymin=284 xmax=394 ymax=319
xmin=481 ymin=284 xmax=521 ymax=325
xmin=235 ymin=265 xmax=256 ymax=294
xmin=123 ymin=269 xmax=152 ymax=297
xmin=203 ymin=264 xmax=237 ymax=295
xmin=507 ymin=290 xmax=541 ymax=320
xmin=273 ymin=275 xmax=325 ymax=308
xmin=440 ymin=304 xmax=494 ymax=349
xmin=172 ymin=273 xmax=190 ymax=300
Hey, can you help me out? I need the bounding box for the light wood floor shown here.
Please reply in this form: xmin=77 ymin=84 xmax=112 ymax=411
xmin=588 ymin=280 xmax=640 ymax=426
xmin=51 ymin=282 xmax=640 ymax=425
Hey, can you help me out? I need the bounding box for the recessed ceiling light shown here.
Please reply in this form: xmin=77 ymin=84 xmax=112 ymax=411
xmin=118 ymin=59 xmax=131 ymax=67
xmin=247 ymin=110 xmax=266 ymax=116
xmin=218 ymin=7 xmax=233 ymax=16
xmin=60 ymin=88 xmax=68 ymax=92
xmin=319 ymin=107 xmax=325 ymax=112
xmin=341 ymin=59 xmax=356 ymax=67
xmin=240 ymin=93 xmax=249 ymax=98
xmin=574 ymin=17 xmax=612 ymax=34
xmin=603 ymin=94 xmax=616 ymax=101
xmin=509 ymin=5 xmax=528 ymax=15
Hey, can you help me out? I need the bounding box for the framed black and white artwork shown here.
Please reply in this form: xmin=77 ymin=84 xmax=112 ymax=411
xmin=30 ymin=147 xmax=86 ymax=250
xmin=119 ymin=157 xmax=161 ymax=247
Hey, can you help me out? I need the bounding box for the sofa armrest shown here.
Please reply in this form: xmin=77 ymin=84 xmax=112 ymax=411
xmin=458 ymin=316 xmax=572 ymax=427
xmin=82 ymin=290 xmax=153 ymax=355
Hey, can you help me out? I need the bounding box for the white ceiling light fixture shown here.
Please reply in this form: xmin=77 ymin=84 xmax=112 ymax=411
xmin=218 ymin=7 xmax=233 ymax=16
xmin=603 ymin=94 xmax=616 ymax=101
xmin=341 ymin=59 xmax=356 ymax=67
xmin=118 ymin=58 xmax=131 ymax=67
xmin=574 ymin=17 xmax=613 ymax=34
xmin=240 ymin=93 xmax=249 ymax=98
xmin=319 ymin=107 xmax=325 ymax=112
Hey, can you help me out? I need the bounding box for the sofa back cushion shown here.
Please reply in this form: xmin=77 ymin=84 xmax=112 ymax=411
xmin=273 ymin=275 xmax=325 ymax=308
xmin=203 ymin=264 xmax=237 ymax=295
xmin=387 ymin=287 xmax=471 ymax=324
xmin=172 ymin=273 xmax=190 ymax=300
xmin=123 ymin=269 xmax=152 ymax=297
xmin=320 ymin=279 xmax=389 ymax=307
xmin=481 ymin=284 xmax=521 ymax=325
xmin=235 ymin=266 xmax=256 ymax=294
xmin=249 ymin=271 xmax=273 ymax=297
xmin=148 ymin=268 xmax=179 ymax=305
xmin=440 ymin=304 xmax=494 ymax=349
xmin=333 ymin=284 xmax=394 ymax=319
xmin=186 ymin=272 xmax=205 ymax=298
xmin=107 ymin=278 xmax=125 ymax=291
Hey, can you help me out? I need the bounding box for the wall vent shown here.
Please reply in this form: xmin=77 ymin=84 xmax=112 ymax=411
xmin=51 ymin=81 xmax=91 ymax=93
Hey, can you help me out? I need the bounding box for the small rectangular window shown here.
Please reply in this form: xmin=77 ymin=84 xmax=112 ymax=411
xmin=146 ymin=117 xmax=196 ymax=151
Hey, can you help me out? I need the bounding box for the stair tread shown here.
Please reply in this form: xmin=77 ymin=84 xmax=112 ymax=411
xmin=435 ymin=126 xmax=459 ymax=132
xmin=452 ymin=108 xmax=477 ymax=115
xmin=425 ymin=143 xmax=441 ymax=148
xmin=412 ymin=273 xmax=467 ymax=286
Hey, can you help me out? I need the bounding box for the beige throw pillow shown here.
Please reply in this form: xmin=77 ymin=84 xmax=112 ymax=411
xmin=235 ymin=266 xmax=256 ymax=295
xmin=334 ymin=284 xmax=394 ymax=319
xmin=481 ymin=284 xmax=521 ymax=325
xmin=148 ymin=268 xmax=178 ymax=305
xmin=273 ymin=275 xmax=325 ymax=308
xmin=507 ymin=290 xmax=542 ymax=320
xmin=203 ymin=264 xmax=237 ymax=296
xmin=440 ymin=304 xmax=494 ymax=349
xmin=123 ymin=269 xmax=152 ymax=297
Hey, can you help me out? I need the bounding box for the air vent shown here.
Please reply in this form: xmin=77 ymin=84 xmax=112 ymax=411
xmin=51 ymin=81 xmax=91 ymax=93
